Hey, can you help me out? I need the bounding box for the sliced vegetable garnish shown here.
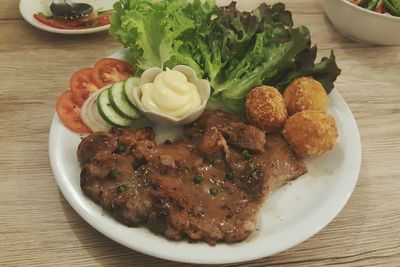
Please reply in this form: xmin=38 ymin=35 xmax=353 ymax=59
xmin=56 ymin=90 xmax=91 ymax=133
xmin=80 ymin=88 xmax=112 ymax=133
xmin=83 ymin=13 xmax=111 ymax=27
xmin=108 ymin=81 xmax=141 ymax=119
xmin=96 ymin=88 xmax=133 ymax=127
xmin=70 ymin=67 xmax=99 ymax=106
xmin=92 ymin=58 xmax=134 ymax=88
xmin=33 ymin=11 xmax=112 ymax=30
xmin=56 ymin=57 xmax=139 ymax=133
xmin=123 ymin=77 xmax=140 ymax=109
xmin=33 ymin=13 xmax=76 ymax=29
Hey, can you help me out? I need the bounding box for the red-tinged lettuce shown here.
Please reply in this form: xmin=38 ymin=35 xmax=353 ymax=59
xmin=271 ymin=46 xmax=341 ymax=93
xmin=110 ymin=0 xmax=341 ymax=114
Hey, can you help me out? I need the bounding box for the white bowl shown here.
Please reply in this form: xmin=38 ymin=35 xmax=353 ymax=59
xmin=323 ymin=0 xmax=400 ymax=45
xmin=133 ymin=65 xmax=210 ymax=126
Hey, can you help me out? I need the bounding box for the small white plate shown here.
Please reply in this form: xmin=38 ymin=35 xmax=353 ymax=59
xmin=49 ymin=52 xmax=361 ymax=265
xmin=19 ymin=0 xmax=116 ymax=34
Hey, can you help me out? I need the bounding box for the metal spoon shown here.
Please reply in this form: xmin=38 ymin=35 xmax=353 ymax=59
xmin=50 ymin=0 xmax=94 ymax=21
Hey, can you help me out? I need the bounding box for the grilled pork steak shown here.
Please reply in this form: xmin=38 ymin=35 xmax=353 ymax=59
xmin=78 ymin=110 xmax=307 ymax=244
xmin=184 ymin=110 xmax=266 ymax=152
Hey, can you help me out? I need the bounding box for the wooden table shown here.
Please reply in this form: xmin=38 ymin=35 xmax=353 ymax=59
xmin=1 ymin=0 xmax=399 ymax=266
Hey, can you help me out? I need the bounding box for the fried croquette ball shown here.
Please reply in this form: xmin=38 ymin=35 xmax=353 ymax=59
xmin=246 ymin=85 xmax=288 ymax=133
xmin=282 ymin=110 xmax=338 ymax=157
xmin=283 ymin=77 xmax=329 ymax=115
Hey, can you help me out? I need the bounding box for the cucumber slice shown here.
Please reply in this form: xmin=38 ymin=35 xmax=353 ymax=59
xmin=97 ymin=87 xmax=133 ymax=127
xmin=108 ymin=81 xmax=141 ymax=119
xmin=123 ymin=77 xmax=140 ymax=109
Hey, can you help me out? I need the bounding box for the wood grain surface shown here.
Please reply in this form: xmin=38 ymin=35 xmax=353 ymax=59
xmin=1 ymin=0 xmax=399 ymax=266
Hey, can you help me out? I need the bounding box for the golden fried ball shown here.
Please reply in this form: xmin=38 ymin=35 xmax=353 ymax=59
xmin=283 ymin=77 xmax=329 ymax=115
xmin=282 ymin=110 xmax=338 ymax=157
xmin=246 ymin=85 xmax=288 ymax=133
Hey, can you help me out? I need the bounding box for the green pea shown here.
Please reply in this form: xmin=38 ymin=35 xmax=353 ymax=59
xmin=116 ymin=184 xmax=127 ymax=193
xmin=209 ymin=188 xmax=219 ymax=196
xmin=193 ymin=175 xmax=202 ymax=184
xmin=242 ymin=149 xmax=252 ymax=161
xmin=114 ymin=144 xmax=126 ymax=153
xmin=182 ymin=167 xmax=190 ymax=175
xmin=164 ymin=139 xmax=172 ymax=145
xmin=225 ymin=171 xmax=234 ymax=180
xmin=108 ymin=169 xmax=119 ymax=178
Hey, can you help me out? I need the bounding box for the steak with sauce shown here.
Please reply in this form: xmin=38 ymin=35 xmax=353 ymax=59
xmin=78 ymin=110 xmax=307 ymax=244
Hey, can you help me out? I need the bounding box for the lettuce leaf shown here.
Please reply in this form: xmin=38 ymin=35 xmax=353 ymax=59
xmin=110 ymin=0 xmax=214 ymax=73
xmin=273 ymin=49 xmax=341 ymax=93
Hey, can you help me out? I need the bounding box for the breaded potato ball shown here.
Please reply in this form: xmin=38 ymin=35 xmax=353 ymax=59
xmin=283 ymin=77 xmax=329 ymax=115
xmin=246 ymin=85 xmax=288 ymax=133
xmin=282 ymin=110 xmax=338 ymax=157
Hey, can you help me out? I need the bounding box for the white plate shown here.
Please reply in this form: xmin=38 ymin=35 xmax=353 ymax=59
xmin=49 ymin=54 xmax=361 ymax=265
xmin=19 ymin=0 xmax=116 ymax=34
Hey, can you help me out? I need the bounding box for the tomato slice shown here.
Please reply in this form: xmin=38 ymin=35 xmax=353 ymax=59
xmin=33 ymin=13 xmax=76 ymax=29
xmin=80 ymin=13 xmax=112 ymax=27
xmin=92 ymin=58 xmax=134 ymax=88
xmin=33 ymin=12 xmax=111 ymax=30
xmin=70 ymin=67 xmax=99 ymax=106
xmin=91 ymin=15 xmax=110 ymax=26
xmin=56 ymin=90 xmax=91 ymax=133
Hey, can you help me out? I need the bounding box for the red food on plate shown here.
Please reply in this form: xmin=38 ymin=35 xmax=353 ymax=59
xmin=70 ymin=67 xmax=99 ymax=106
xmin=84 ymin=13 xmax=111 ymax=27
xmin=92 ymin=58 xmax=134 ymax=87
xmin=56 ymin=90 xmax=91 ymax=133
xmin=33 ymin=11 xmax=112 ymax=30
xmin=33 ymin=13 xmax=76 ymax=29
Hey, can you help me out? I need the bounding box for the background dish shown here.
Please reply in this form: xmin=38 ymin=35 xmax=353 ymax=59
xmin=48 ymin=51 xmax=362 ymax=265
xmin=19 ymin=0 xmax=116 ymax=34
xmin=323 ymin=0 xmax=400 ymax=45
